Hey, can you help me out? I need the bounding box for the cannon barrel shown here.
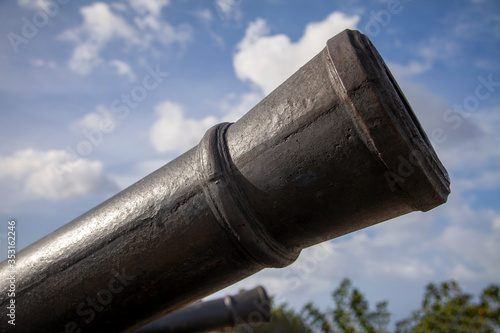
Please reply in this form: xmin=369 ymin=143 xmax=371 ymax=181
xmin=0 ymin=29 xmax=449 ymax=332
xmin=134 ymin=286 xmax=270 ymax=333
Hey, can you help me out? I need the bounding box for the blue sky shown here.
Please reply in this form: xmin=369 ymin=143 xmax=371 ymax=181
xmin=1 ymin=0 xmax=499 ymax=327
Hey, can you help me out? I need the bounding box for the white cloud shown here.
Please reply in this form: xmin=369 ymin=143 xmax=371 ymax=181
xmin=128 ymin=0 xmax=169 ymax=17
xmin=133 ymin=15 xmax=162 ymax=31
xmin=214 ymin=0 xmax=242 ymax=22
xmin=194 ymin=8 xmax=214 ymax=23
xmin=452 ymin=5 xmax=500 ymax=41
xmin=128 ymin=0 xmax=191 ymax=46
xmin=111 ymin=158 xmax=171 ymax=190
xmin=149 ymin=101 xmax=218 ymax=153
xmin=193 ymin=8 xmax=225 ymax=48
xmin=72 ymin=105 xmax=115 ymax=132
xmin=0 ymin=149 xmax=118 ymax=200
xmin=493 ymin=215 xmax=500 ymax=230
xmin=440 ymin=224 xmax=500 ymax=280
xmin=219 ymin=92 xmax=262 ymax=122
xmin=17 ymin=0 xmax=50 ymax=10
xmin=60 ymin=2 xmax=140 ymax=75
xmin=60 ymin=1 xmax=192 ymax=75
xmin=417 ymin=37 xmax=459 ymax=63
xmin=456 ymin=170 xmax=500 ymax=191
xmin=30 ymin=58 xmax=57 ymax=69
xmin=110 ymin=2 xmax=127 ymax=12
xmin=315 ymin=217 xmax=438 ymax=281
xmin=135 ymin=159 xmax=170 ymax=175
xmin=233 ymin=12 xmax=360 ymax=95
xmin=388 ymin=36 xmax=460 ymax=79
xmin=474 ymin=58 xmax=500 ymax=71
xmin=109 ymin=59 xmax=135 ymax=81
xmin=387 ymin=61 xmax=431 ymax=78
xmin=391 ymin=5 xmax=499 ymax=80
xmin=149 ymin=92 xmax=262 ymax=154
xmin=156 ymin=22 xmax=192 ymax=46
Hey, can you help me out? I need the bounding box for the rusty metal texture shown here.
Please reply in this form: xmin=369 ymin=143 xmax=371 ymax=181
xmin=134 ymin=286 xmax=270 ymax=332
xmin=0 ymin=30 xmax=449 ymax=333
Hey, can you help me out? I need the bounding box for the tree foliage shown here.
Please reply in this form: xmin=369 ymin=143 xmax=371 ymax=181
xmin=395 ymin=281 xmax=500 ymax=333
xmin=301 ymin=278 xmax=390 ymax=333
xmin=226 ymin=279 xmax=499 ymax=333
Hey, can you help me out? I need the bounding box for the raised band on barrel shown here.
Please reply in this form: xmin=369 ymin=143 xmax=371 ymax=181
xmin=196 ymin=122 xmax=299 ymax=268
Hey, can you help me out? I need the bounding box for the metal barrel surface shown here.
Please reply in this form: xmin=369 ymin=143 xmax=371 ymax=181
xmin=0 ymin=29 xmax=449 ymax=332
xmin=134 ymin=286 xmax=270 ymax=333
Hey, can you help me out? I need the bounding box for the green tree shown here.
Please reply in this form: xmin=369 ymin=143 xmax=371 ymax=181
xmin=396 ymin=281 xmax=500 ymax=333
xmin=225 ymin=280 xmax=499 ymax=333
xmin=301 ymin=278 xmax=390 ymax=333
xmin=232 ymin=278 xmax=389 ymax=333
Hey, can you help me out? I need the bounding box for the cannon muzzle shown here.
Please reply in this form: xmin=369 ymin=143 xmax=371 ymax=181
xmin=134 ymin=286 xmax=270 ymax=333
xmin=0 ymin=29 xmax=449 ymax=332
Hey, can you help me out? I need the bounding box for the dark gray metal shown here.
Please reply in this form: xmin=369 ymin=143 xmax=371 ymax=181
xmin=134 ymin=286 xmax=270 ymax=333
xmin=0 ymin=29 xmax=450 ymax=333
